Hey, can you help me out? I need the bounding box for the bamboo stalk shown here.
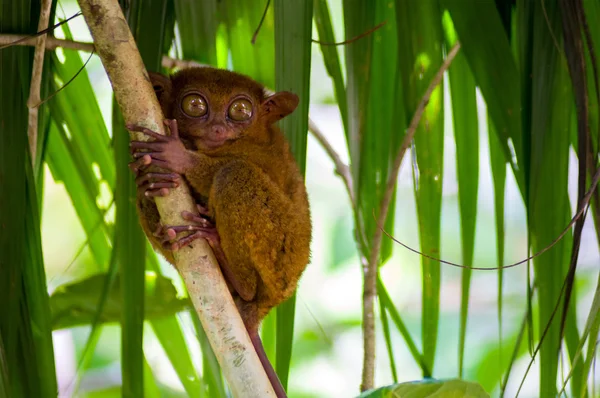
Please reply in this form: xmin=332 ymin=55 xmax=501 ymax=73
xmin=74 ymin=1 xmax=275 ymax=396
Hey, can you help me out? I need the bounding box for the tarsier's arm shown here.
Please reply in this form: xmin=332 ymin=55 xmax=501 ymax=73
xmin=128 ymin=122 xmax=222 ymax=262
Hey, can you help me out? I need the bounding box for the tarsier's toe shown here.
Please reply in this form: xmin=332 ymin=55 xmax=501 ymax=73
xmin=134 ymin=172 xmax=180 ymax=197
xmin=196 ymin=204 xmax=211 ymax=216
xmin=181 ymin=211 xmax=213 ymax=228
xmin=128 ymin=155 xmax=151 ymax=174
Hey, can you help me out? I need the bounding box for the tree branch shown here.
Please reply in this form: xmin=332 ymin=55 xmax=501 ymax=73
xmin=360 ymin=42 xmax=461 ymax=390
xmin=26 ymin=0 xmax=52 ymax=166
xmin=74 ymin=1 xmax=275 ymax=396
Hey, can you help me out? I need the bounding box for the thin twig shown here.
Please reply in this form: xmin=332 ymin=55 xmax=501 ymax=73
xmin=308 ymin=119 xmax=354 ymax=207
xmin=0 ymin=35 xmax=205 ymax=72
xmin=37 ymin=50 xmax=95 ymax=107
xmin=376 ymin=164 xmax=600 ymax=271
xmin=0 ymin=34 xmax=94 ymax=52
xmin=312 ymin=21 xmax=387 ymax=46
xmin=0 ymin=12 xmax=81 ymax=50
xmin=251 ymin=0 xmax=271 ymax=45
xmin=26 ymin=0 xmax=53 ymax=165
xmin=360 ymin=42 xmax=461 ymax=391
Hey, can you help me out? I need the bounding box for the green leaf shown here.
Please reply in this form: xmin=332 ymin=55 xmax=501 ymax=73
xmin=524 ymin=2 xmax=574 ymax=396
xmin=395 ymin=0 xmax=445 ymax=375
xmin=0 ymin=4 xmax=57 ymax=397
xmin=442 ymin=11 xmax=479 ymax=377
xmin=223 ymin=0 xmax=275 ymax=87
xmin=443 ymin=0 xmax=525 ymax=195
xmin=174 ymin=0 xmax=219 ymax=66
xmin=342 ymin=0 xmax=375 ymax=187
xmin=274 ymin=1 xmax=313 ymax=389
xmin=313 ymin=0 xmax=348 ymax=133
xmin=53 ymin=23 xmax=115 ymax=190
xmin=114 ymin=105 xmax=147 ymax=398
xmin=45 ymin=119 xmax=111 ymax=268
xmin=130 ymin=0 xmax=175 ymax=72
xmin=50 ymin=272 xmax=191 ymax=330
xmin=379 ymin=291 xmax=398 ymax=383
xmin=359 ymin=1 xmax=401 ymax=263
xmin=487 ymin=115 xmax=507 ymax=376
xmin=70 ymin=241 xmax=119 ymax=395
xmin=357 ymin=379 xmax=490 ymax=398
xmin=377 ymin=277 xmax=427 ymax=375
xmin=151 ymin=317 xmax=203 ymax=397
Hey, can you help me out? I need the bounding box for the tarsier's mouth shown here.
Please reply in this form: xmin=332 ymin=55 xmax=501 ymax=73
xmin=200 ymin=136 xmax=236 ymax=149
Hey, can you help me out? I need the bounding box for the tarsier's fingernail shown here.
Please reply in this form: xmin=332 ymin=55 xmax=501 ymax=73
xmin=149 ymin=183 xmax=155 ymax=188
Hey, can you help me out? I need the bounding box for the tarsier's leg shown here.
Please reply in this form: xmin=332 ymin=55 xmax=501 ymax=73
xmin=155 ymin=210 xmax=256 ymax=302
xmin=210 ymin=160 xmax=310 ymax=303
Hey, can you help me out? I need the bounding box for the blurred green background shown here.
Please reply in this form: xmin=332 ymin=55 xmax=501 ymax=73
xmin=2 ymin=0 xmax=600 ymax=397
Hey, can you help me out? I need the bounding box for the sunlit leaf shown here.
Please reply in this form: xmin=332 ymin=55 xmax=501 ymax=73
xmin=442 ymin=11 xmax=479 ymax=377
xmin=395 ymin=0 xmax=445 ymax=375
xmin=274 ymin=1 xmax=313 ymax=387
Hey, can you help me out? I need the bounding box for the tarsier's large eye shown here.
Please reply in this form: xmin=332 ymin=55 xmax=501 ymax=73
xmin=181 ymin=94 xmax=208 ymax=117
xmin=228 ymin=98 xmax=253 ymax=121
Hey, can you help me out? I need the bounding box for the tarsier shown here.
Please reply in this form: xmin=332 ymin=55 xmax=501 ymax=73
xmin=127 ymin=67 xmax=312 ymax=398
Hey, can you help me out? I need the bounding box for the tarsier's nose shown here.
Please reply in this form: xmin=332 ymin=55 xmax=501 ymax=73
xmin=211 ymin=124 xmax=227 ymax=137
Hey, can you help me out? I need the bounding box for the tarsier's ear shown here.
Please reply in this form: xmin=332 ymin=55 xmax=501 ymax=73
xmin=148 ymin=71 xmax=172 ymax=99
xmin=261 ymin=91 xmax=299 ymax=124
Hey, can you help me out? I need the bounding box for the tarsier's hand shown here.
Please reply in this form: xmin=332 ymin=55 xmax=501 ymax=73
xmin=127 ymin=119 xmax=194 ymax=175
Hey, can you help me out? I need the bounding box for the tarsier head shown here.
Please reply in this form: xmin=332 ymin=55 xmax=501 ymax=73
xmin=149 ymin=67 xmax=299 ymax=151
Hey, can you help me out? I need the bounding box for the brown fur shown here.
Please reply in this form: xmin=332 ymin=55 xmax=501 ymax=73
xmin=137 ymin=67 xmax=312 ymax=331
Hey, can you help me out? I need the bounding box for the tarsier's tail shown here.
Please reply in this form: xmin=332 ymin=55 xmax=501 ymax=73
xmin=249 ymin=332 xmax=288 ymax=398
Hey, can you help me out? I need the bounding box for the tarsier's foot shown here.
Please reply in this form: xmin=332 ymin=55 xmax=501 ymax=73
xmin=134 ymin=171 xmax=181 ymax=197
xmin=193 ymin=203 xmax=211 ymax=217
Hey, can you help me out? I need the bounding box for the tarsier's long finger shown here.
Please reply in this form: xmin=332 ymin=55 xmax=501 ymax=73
xmin=195 ymin=204 xmax=211 ymax=216
xmin=128 ymin=155 xmax=151 ymax=174
xmin=129 ymin=141 xmax=164 ymax=151
xmin=181 ymin=211 xmax=213 ymax=228
xmin=135 ymin=172 xmax=180 ymax=185
xmin=171 ymin=230 xmax=216 ymax=251
xmin=164 ymin=119 xmax=179 ymax=139
xmin=126 ymin=124 xmax=169 ymax=141
xmin=153 ymin=224 xmax=177 ymax=241
xmin=161 ymin=225 xmax=214 ymax=235
xmin=132 ymin=151 xmax=166 ymax=160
